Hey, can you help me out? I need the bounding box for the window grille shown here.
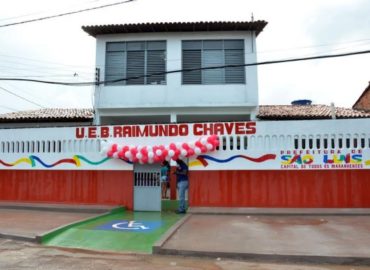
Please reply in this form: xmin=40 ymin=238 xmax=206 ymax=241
xmin=182 ymin=40 xmax=245 ymax=84
xmin=105 ymin=41 xmax=166 ymax=85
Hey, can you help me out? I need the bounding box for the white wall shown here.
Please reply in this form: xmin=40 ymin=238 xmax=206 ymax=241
xmin=0 ymin=119 xmax=369 ymax=171
xmin=94 ymin=31 xmax=258 ymax=117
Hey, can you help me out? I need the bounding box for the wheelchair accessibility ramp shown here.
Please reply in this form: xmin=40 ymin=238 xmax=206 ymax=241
xmin=42 ymin=209 xmax=184 ymax=253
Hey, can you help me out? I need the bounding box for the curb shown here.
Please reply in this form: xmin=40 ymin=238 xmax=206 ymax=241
xmin=0 ymin=232 xmax=37 ymax=243
xmin=154 ymin=249 xmax=370 ymax=266
xmin=0 ymin=206 xmax=124 ymax=243
xmin=0 ymin=203 xmax=114 ymax=214
xmin=152 ymin=213 xmax=191 ymax=254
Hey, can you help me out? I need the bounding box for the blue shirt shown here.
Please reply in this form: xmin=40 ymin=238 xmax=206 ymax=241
xmin=176 ymin=162 xmax=188 ymax=182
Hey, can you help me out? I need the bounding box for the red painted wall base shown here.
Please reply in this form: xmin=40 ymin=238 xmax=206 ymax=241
xmin=0 ymin=170 xmax=133 ymax=209
xmin=1 ymin=169 xmax=370 ymax=209
xmin=189 ymin=170 xmax=370 ymax=208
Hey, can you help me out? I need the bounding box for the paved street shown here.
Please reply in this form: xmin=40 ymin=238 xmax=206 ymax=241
xmin=1 ymin=239 xmax=370 ymax=270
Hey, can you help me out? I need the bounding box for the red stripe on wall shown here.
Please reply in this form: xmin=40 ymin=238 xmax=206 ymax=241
xmin=189 ymin=170 xmax=370 ymax=208
xmin=0 ymin=170 xmax=133 ymax=209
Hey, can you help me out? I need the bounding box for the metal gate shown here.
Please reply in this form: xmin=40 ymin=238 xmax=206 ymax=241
xmin=133 ymin=164 xmax=161 ymax=211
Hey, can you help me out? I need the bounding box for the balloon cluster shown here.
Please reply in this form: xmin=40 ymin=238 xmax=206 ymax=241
xmin=101 ymin=135 xmax=219 ymax=164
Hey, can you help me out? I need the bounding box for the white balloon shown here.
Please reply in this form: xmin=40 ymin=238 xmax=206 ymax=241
xmin=148 ymin=151 xmax=154 ymax=159
xmin=189 ymin=142 xmax=195 ymax=148
xmin=147 ymin=146 xmax=153 ymax=152
xmin=201 ymin=137 xmax=207 ymax=144
xmin=136 ymin=153 xmax=143 ymax=159
xmin=137 ymin=145 xmax=143 ymax=151
xmin=125 ymin=151 xmax=131 ymax=158
xmin=155 ymin=149 xmax=162 ymax=156
xmin=117 ymin=145 xmax=123 ymax=152
xmin=180 ymin=149 xmax=187 ymax=157
xmin=168 ymin=150 xmax=175 ymax=157
xmin=113 ymin=152 xmax=119 ymax=159
xmin=206 ymin=143 xmax=213 ymax=150
xmin=194 ymin=147 xmax=201 ymax=155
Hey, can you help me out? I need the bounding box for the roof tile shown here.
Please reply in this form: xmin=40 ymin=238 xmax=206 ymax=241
xmin=0 ymin=108 xmax=94 ymax=123
xmin=258 ymin=105 xmax=370 ymax=120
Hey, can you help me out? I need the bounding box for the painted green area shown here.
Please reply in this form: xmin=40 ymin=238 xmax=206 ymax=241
xmin=161 ymin=199 xmax=188 ymax=211
xmin=41 ymin=206 xmax=125 ymax=243
xmin=43 ymin=210 xmax=183 ymax=253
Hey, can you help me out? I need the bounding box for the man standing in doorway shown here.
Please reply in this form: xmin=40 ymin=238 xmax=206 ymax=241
xmin=175 ymin=159 xmax=188 ymax=214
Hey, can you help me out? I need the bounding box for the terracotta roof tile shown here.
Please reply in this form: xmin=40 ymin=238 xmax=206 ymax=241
xmin=0 ymin=108 xmax=94 ymax=123
xmin=258 ymin=105 xmax=370 ymax=120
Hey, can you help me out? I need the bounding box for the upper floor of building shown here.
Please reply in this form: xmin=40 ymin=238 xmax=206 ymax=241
xmin=82 ymin=21 xmax=267 ymax=124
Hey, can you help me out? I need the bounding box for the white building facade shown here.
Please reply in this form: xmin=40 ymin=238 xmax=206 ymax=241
xmin=82 ymin=21 xmax=267 ymax=125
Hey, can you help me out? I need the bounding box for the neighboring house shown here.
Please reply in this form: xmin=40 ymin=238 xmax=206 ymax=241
xmin=258 ymin=104 xmax=370 ymax=120
xmin=82 ymin=21 xmax=267 ymax=125
xmin=353 ymin=82 xmax=370 ymax=112
xmin=0 ymin=108 xmax=93 ymax=128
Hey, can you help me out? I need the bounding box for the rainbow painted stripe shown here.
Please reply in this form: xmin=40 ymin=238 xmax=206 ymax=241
xmin=190 ymin=154 xmax=276 ymax=167
xmin=0 ymin=155 xmax=131 ymax=168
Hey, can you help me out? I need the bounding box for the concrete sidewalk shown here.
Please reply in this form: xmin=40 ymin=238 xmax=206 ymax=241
xmin=0 ymin=203 xmax=114 ymax=242
xmin=154 ymin=213 xmax=370 ymax=265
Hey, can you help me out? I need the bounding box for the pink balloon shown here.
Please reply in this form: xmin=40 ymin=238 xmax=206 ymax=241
xmin=111 ymin=144 xmax=118 ymax=153
xmin=201 ymin=146 xmax=207 ymax=153
xmin=169 ymin=143 xmax=177 ymax=150
xmin=182 ymin=143 xmax=190 ymax=150
xmin=107 ymin=151 xmax=114 ymax=158
xmin=118 ymin=150 xmax=125 ymax=159
xmin=187 ymin=148 xmax=195 ymax=157
xmin=162 ymin=149 xmax=168 ymax=157
xmin=154 ymin=155 xmax=161 ymax=162
xmin=141 ymin=156 xmax=148 ymax=164
xmin=140 ymin=147 xmax=148 ymax=155
xmin=130 ymin=147 xmax=138 ymax=155
xmin=195 ymin=141 xmax=203 ymax=148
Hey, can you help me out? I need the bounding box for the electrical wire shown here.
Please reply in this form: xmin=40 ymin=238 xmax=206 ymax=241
xmin=0 ymin=0 xmax=110 ymax=22
xmin=0 ymin=81 xmax=56 ymax=108
xmin=0 ymin=0 xmax=135 ymax=28
xmin=0 ymin=48 xmax=369 ymax=86
xmin=0 ymin=85 xmax=46 ymax=108
xmin=0 ymin=105 xmax=19 ymax=112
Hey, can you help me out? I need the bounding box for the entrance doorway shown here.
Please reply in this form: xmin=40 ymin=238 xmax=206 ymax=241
xmin=133 ymin=163 xmax=161 ymax=211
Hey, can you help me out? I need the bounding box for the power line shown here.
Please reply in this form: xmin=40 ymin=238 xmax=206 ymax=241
xmin=0 ymin=81 xmax=56 ymax=108
xmin=0 ymin=104 xmax=19 ymax=112
xmin=0 ymin=0 xmax=110 ymax=22
xmin=0 ymin=0 xmax=135 ymax=28
xmin=0 ymin=48 xmax=369 ymax=86
xmin=0 ymin=85 xmax=46 ymax=108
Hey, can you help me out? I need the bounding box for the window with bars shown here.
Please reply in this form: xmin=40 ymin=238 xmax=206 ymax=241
xmin=182 ymin=39 xmax=245 ymax=84
xmin=105 ymin=41 xmax=166 ymax=85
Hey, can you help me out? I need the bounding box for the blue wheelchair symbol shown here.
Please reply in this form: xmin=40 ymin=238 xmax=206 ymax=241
xmin=94 ymin=220 xmax=162 ymax=232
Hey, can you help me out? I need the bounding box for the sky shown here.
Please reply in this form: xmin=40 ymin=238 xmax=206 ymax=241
xmin=0 ymin=0 xmax=369 ymax=114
